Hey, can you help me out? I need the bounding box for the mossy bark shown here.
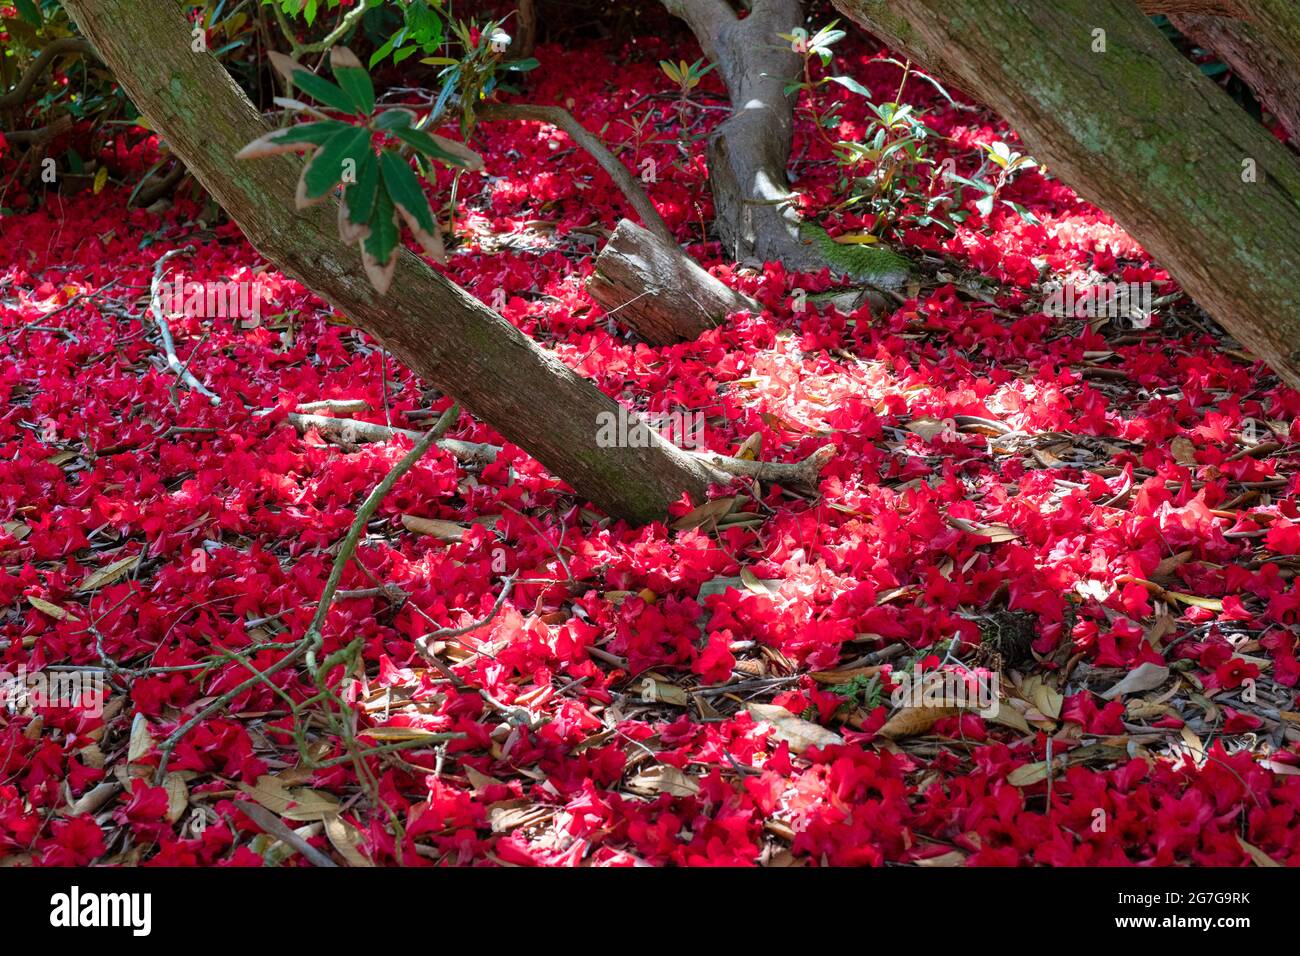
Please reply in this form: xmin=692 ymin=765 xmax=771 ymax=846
xmin=835 ymin=0 xmax=1300 ymax=388
xmin=63 ymin=0 xmax=713 ymax=524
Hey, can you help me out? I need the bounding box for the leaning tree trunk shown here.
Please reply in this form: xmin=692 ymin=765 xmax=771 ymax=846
xmin=662 ymin=0 xmax=822 ymax=270
xmin=63 ymin=0 xmax=714 ymax=524
xmin=1169 ymin=11 xmax=1300 ymax=142
xmin=834 ymin=0 xmax=1300 ymax=389
xmin=1235 ymin=1 xmax=1300 ymax=82
xmin=1171 ymin=14 xmax=1300 ymax=142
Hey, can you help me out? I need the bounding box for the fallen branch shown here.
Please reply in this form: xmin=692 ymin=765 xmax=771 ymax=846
xmin=477 ymin=102 xmax=676 ymax=246
xmin=0 ymin=114 xmax=73 ymax=148
xmin=284 ymin=411 xmax=499 ymax=464
xmin=148 ymin=246 xmax=221 ymax=405
xmin=0 ymin=37 xmax=98 ymax=110
xmin=689 ymin=444 xmax=835 ymax=490
xmin=290 ymin=409 xmax=831 ymax=489
xmin=132 ymin=159 xmax=188 ymax=208
xmin=296 ymin=398 xmax=370 ymax=415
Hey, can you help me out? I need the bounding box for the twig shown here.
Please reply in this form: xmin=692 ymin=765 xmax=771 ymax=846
xmin=1 ymin=278 xmax=119 ymax=342
xmin=283 ymin=411 xmax=498 ymax=464
xmin=477 ymin=102 xmax=676 ymax=246
xmin=303 ymin=405 xmax=459 ymax=670
xmin=415 ymin=572 xmax=518 ymax=685
xmin=148 ymin=246 xmax=221 ymax=405
xmin=296 ymin=398 xmax=370 ymax=415
xmin=271 ymin=0 xmax=367 ymax=58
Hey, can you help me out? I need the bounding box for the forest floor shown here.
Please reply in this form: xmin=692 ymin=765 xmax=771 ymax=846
xmin=1 ymin=29 xmax=1299 ymax=866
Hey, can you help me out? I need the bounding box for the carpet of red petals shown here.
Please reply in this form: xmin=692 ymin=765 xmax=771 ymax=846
xmin=2 ymin=25 xmax=1300 ymax=868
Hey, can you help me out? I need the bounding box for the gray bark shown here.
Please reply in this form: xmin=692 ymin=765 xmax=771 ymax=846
xmin=662 ymin=0 xmax=822 ymax=270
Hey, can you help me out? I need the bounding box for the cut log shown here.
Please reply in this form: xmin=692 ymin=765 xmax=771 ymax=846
xmin=1170 ymin=12 xmax=1300 ymax=141
xmin=64 ymin=0 xmax=716 ymax=524
xmin=661 ymin=0 xmax=822 ymax=270
xmin=586 ymin=219 xmax=758 ymax=345
xmin=834 ymin=0 xmax=1300 ymax=389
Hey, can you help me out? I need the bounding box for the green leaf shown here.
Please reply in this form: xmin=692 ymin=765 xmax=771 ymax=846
xmin=374 ymin=109 xmax=415 ymax=130
xmin=379 ymin=147 xmax=439 ymax=257
xmin=404 ymin=0 xmax=442 ymax=45
xmin=330 ymin=50 xmax=375 ymax=116
xmin=344 ymin=150 xmax=379 ymax=227
xmin=369 ymin=29 xmax=404 ymax=68
xmin=14 ymin=0 xmax=41 ymax=27
xmin=391 ymin=125 xmax=464 ymax=166
xmin=237 ymin=119 xmax=352 ymax=159
xmin=379 ymin=147 xmax=435 ymax=234
xmin=361 ymin=185 xmax=400 ymax=290
xmin=299 ymin=125 xmax=372 ymax=205
xmin=430 ymin=70 xmax=458 ymax=121
xmin=291 ymin=68 xmax=363 ymax=115
xmin=1003 ymin=200 xmax=1041 ymax=226
xmin=828 ymin=75 xmax=872 ymax=99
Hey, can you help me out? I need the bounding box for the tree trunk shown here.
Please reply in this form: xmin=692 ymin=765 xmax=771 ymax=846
xmin=1137 ymin=0 xmax=1248 ymax=15
xmin=662 ymin=0 xmax=822 ymax=270
xmin=586 ymin=219 xmax=758 ymax=345
xmin=1171 ymin=12 xmax=1300 ymax=142
xmin=63 ymin=0 xmax=714 ymax=524
xmin=509 ymin=0 xmax=537 ymax=59
xmin=834 ymin=0 xmax=1300 ymax=389
xmin=1236 ymin=1 xmax=1300 ymax=80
